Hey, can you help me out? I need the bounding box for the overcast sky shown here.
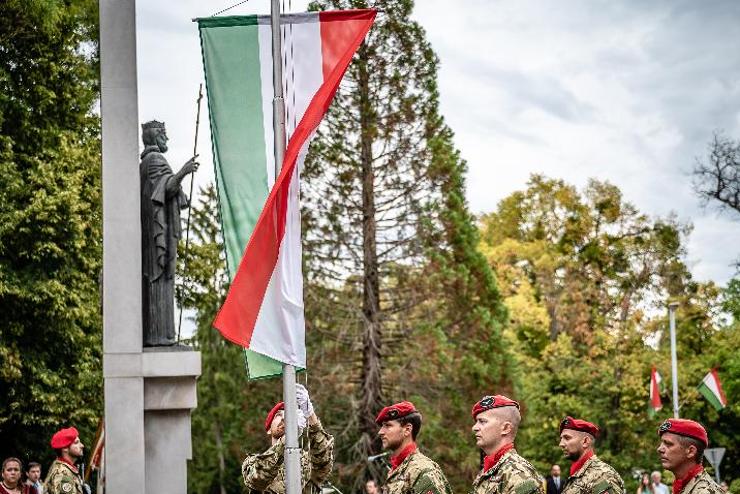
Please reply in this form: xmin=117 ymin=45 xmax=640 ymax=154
xmin=136 ymin=0 xmax=740 ymax=287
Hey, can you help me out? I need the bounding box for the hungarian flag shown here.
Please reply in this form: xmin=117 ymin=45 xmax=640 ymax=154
xmin=698 ymin=368 xmax=727 ymax=411
xmin=649 ymin=366 xmax=662 ymax=417
xmin=198 ymin=10 xmax=376 ymax=378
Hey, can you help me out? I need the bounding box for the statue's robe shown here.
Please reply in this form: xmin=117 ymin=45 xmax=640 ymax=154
xmin=140 ymin=145 xmax=188 ymax=346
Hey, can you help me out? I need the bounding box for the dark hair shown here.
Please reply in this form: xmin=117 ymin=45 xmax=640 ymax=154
xmin=399 ymin=412 xmax=422 ymax=440
xmin=26 ymin=462 xmax=41 ymax=472
xmin=676 ymin=435 xmax=705 ymax=464
xmin=142 ymin=126 xmax=164 ymax=146
xmin=2 ymin=457 xmax=22 ymax=471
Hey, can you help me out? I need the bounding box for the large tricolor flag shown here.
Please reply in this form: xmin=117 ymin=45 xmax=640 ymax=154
xmin=698 ymin=368 xmax=727 ymax=411
xmin=198 ymin=10 xmax=376 ymax=378
xmin=649 ymin=365 xmax=663 ymax=417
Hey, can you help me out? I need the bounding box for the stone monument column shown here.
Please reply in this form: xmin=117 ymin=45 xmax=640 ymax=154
xmin=100 ymin=1 xmax=201 ymax=492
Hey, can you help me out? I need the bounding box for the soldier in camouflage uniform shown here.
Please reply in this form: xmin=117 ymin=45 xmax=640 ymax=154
xmin=375 ymin=401 xmax=452 ymax=494
xmin=657 ymin=418 xmax=722 ymax=494
xmin=44 ymin=427 xmax=85 ymax=494
xmin=558 ymin=417 xmax=624 ymax=494
xmin=242 ymin=384 xmax=334 ymax=494
xmin=470 ymin=395 xmax=543 ymax=494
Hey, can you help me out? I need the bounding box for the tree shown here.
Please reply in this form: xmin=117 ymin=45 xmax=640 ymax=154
xmin=479 ymin=175 xmax=702 ymax=479
xmin=300 ymin=0 xmax=510 ymax=488
xmin=0 ymin=0 xmax=102 ymax=464
xmin=694 ymin=132 xmax=740 ymax=217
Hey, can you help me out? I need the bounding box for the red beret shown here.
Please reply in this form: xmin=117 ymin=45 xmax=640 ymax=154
xmin=560 ymin=416 xmax=600 ymax=438
xmin=50 ymin=427 xmax=79 ymax=449
xmin=265 ymin=402 xmax=285 ymax=432
xmin=658 ymin=418 xmax=708 ymax=447
xmin=375 ymin=401 xmax=417 ymax=424
xmin=471 ymin=395 xmax=520 ymax=418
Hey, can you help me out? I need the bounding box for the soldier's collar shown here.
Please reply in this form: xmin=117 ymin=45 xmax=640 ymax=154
xmin=389 ymin=442 xmax=417 ymax=471
xmin=56 ymin=457 xmax=80 ymax=474
xmin=568 ymin=450 xmax=594 ymax=477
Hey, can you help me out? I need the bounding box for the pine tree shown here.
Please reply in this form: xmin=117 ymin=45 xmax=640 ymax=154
xmin=0 ymin=0 xmax=102 ymax=463
xmin=304 ymin=0 xmax=510 ymax=487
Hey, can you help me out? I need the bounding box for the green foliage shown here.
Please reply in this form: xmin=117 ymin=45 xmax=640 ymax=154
xmin=481 ymin=175 xmax=738 ymax=488
xmin=301 ymin=0 xmax=509 ymax=490
xmin=0 ymin=0 xmax=101 ymax=465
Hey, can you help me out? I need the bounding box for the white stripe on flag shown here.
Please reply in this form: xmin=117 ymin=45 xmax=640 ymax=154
xmin=248 ymin=18 xmax=323 ymax=366
xmin=702 ymin=373 xmax=724 ymax=403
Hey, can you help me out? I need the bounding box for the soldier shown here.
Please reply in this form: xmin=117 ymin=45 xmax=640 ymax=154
xmin=242 ymin=385 xmax=334 ymax=494
xmin=656 ymin=418 xmax=721 ymax=494
xmin=558 ymin=417 xmax=624 ymax=494
xmin=44 ymin=427 xmax=84 ymax=494
xmin=470 ymin=395 xmax=543 ymax=494
xmin=375 ymin=401 xmax=452 ymax=494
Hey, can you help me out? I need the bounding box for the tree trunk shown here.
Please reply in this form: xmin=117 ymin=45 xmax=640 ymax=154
xmin=357 ymin=42 xmax=383 ymax=458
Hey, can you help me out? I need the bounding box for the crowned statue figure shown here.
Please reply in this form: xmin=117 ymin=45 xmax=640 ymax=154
xmin=140 ymin=120 xmax=199 ymax=346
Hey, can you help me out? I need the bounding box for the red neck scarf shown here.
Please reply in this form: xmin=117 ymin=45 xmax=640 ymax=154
xmin=57 ymin=457 xmax=79 ymax=474
xmin=483 ymin=443 xmax=515 ymax=473
xmin=569 ymin=450 xmax=593 ymax=477
xmin=390 ymin=442 xmax=417 ymax=471
xmin=672 ymin=465 xmax=703 ymax=494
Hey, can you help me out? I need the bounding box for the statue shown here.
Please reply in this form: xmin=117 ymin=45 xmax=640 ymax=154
xmin=140 ymin=120 xmax=199 ymax=346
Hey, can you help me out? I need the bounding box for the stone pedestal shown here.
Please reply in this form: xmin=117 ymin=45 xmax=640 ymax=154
xmin=100 ymin=1 xmax=201 ymax=492
xmin=103 ymin=350 xmax=201 ymax=494
xmin=143 ymin=350 xmax=201 ymax=494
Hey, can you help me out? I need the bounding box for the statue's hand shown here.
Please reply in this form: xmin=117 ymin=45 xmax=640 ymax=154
xmin=182 ymin=155 xmax=200 ymax=175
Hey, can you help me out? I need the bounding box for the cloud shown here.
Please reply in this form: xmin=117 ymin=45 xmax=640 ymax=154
xmin=136 ymin=0 xmax=740 ymax=285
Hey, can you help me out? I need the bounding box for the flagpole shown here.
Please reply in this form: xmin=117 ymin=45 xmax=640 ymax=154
xmin=668 ymin=302 xmax=680 ymax=418
xmin=270 ymin=2 xmax=301 ymax=494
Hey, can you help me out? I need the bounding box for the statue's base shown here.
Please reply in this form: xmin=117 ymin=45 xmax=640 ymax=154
xmin=104 ymin=349 xmax=201 ymax=494
xmin=143 ymin=344 xmax=194 ymax=352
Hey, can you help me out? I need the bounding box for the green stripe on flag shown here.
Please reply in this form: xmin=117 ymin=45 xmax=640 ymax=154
xmin=245 ymin=350 xmax=284 ymax=379
xmin=199 ymin=18 xmax=268 ymax=274
xmin=698 ymin=383 xmax=724 ymax=411
xmin=200 ymin=18 xmax=288 ymax=379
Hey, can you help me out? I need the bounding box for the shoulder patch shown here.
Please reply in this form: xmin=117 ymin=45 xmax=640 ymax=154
xmin=592 ymin=480 xmax=615 ymax=494
xmin=515 ymin=479 xmax=540 ymax=494
xmin=62 ymin=482 xmax=73 ymax=493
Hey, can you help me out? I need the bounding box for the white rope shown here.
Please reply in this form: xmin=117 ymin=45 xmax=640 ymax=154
xmin=210 ymin=0 xmax=250 ymax=17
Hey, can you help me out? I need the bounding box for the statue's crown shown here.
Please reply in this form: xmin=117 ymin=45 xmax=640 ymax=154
xmin=141 ymin=120 xmax=165 ymax=131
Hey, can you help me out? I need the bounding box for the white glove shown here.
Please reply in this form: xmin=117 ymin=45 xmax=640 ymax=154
xmin=296 ymin=383 xmax=315 ymax=419
xmin=296 ymin=407 xmax=307 ymax=436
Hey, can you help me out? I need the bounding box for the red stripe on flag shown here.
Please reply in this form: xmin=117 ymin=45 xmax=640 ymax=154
xmin=710 ymin=368 xmax=727 ymax=405
xmin=213 ymin=9 xmax=376 ymax=348
xmin=319 ymin=10 xmax=375 ymax=79
xmin=650 ymin=366 xmax=662 ymax=410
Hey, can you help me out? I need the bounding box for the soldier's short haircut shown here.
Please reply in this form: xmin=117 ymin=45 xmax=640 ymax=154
xmin=676 ymin=435 xmax=705 ymax=463
xmin=399 ymin=411 xmax=422 ymax=440
xmin=500 ymin=405 xmax=521 ymax=436
xmin=26 ymin=462 xmax=41 ymax=472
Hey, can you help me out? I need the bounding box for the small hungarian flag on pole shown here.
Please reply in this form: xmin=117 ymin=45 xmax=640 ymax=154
xmin=198 ymin=10 xmax=376 ymax=378
xmin=698 ymin=368 xmax=727 ymax=411
xmin=649 ymin=366 xmax=662 ymax=417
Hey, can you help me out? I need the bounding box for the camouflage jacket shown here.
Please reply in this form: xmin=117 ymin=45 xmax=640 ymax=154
xmin=383 ymin=450 xmax=452 ymax=494
xmin=561 ymin=455 xmax=624 ymax=494
xmin=44 ymin=460 xmax=83 ymax=494
xmin=472 ymin=449 xmax=544 ymax=494
xmin=676 ymin=471 xmax=722 ymax=494
xmin=242 ymin=421 xmax=334 ymax=494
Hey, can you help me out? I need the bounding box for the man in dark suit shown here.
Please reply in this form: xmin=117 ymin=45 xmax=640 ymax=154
xmin=545 ymin=464 xmax=563 ymax=494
